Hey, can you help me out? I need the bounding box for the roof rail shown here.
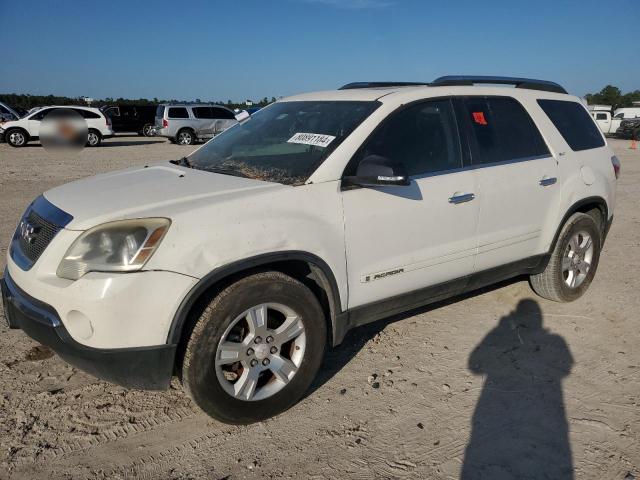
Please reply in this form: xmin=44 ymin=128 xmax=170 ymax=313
xmin=431 ymin=75 xmax=568 ymax=94
xmin=339 ymin=81 xmax=429 ymax=90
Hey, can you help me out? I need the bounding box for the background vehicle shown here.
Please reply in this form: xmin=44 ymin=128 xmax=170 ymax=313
xmin=153 ymin=103 xmax=237 ymax=145
xmin=617 ymin=118 xmax=640 ymax=140
xmin=589 ymin=105 xmax=640 ymax=136
xmin=0 ymin=106 xmax=113 ymax=147
xmin=2 ymin=76 xmax=617 ymax=424
xmin=101 ymin=105 xmax=157 ymax=136
xmin=0 ymin=101 xmax=22 ymax=122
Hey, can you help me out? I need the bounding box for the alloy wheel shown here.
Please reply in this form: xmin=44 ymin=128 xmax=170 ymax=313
xmin=562 ymin=230 xmax=594 ymax=288
xmin=215 ymin=303 xmax=306 ymax=401
xmin=9 ymin=131 xmax=25 ymax=146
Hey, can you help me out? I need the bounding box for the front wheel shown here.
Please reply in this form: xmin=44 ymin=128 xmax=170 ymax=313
xmin=530 ymin=212 xmax=601 ymax=302
xmin=182 ymin=271 xmax=326 ymax=424
xmin=6 ymin=129 xmax=28 ymax=147
xmin=86 ymin=130 xmax=102 ymax=147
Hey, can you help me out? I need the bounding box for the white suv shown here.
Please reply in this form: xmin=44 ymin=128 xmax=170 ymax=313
xmin=0 ymin=105 xmax=113 ymax=147
xmin=1 ymin=76 xmax=618 ymax=424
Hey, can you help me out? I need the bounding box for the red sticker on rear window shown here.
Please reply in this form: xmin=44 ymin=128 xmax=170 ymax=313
xmin=472 ymin=111 xmax=488 ymax=125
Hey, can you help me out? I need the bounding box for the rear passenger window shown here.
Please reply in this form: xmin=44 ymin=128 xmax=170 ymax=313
xmin=192 ymin=107 xmax=214 ymax=119
xmin=537 ymin=99 xmax=605 ymax=151
xmin=168 ymin=107 xmax=189 ymax=119
xmin=73 ymin=109 xmax=100 ymax=119
xmin=351 ymin=99 xmax=462 ymax=176
xmin=462 ymin=97 xmax=549 ymax=165
xmin=595 ymin=113 xmax=607 ymax=120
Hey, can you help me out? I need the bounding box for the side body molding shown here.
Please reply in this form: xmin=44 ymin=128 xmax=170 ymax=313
xmin=167 ymin=251 xmax=345 ymax=346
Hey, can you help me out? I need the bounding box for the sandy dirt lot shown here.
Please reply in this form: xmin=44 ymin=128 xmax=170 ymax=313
xmin=0 ymin=136 xmax=638 ymax=479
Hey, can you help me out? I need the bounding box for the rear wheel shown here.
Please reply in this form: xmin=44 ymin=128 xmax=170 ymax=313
xmin=176 ymin=129 xmax=195 ymax=145
xmin=530 ymin=212 xmax=601 ymax=302
xmin=6 ymin=128 xmax=28 ymax=147
xmin=182 ymin=271 xmax=326 ymax=424
xmin=141 ymin=124 xmax=153 ymax=137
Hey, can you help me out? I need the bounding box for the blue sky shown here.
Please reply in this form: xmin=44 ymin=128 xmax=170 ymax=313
xmin=0 ymin=0 xmax=637 ymax=101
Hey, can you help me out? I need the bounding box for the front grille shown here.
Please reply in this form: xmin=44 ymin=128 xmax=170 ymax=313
xmin=10 ymin=195 xmax=73 ymax=271
xmin=15 ymin=211 xmax=61 ymax=264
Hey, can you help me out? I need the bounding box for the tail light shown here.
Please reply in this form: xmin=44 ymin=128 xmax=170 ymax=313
xmin=611 ymin=155 xmax=621 ymax=179
xmin=162 ymin=118 xmax=168 ymax=128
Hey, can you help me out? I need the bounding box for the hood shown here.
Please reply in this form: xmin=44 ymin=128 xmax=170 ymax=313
xmin=44 ymin=162 xmax=284 ymax=230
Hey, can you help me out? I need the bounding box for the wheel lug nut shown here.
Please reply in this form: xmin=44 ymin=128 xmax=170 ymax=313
xmin=262 ymin=358 xmax=270 ymax=366
xmin=246 ymin=348 xmax=254 ymax=355
xmin=270 ymin=346 xmax=278 ymax=354
xmin=266 ymin=336 xmax=274 ymax=343
xmin=254 ymin=336 xmax=262 ymax=344
xmin=250 ymin=359 xmax=258 ymax=367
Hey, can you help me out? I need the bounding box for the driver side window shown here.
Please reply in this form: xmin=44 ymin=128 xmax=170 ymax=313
xmin=349 ymin=99 xmax=463 ymax=177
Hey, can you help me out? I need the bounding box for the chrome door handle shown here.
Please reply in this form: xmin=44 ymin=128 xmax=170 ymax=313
xmin=448 ymin=193 xmax=475 ymax=204
xmin=539 ymin=176 xmax=557 ymax=187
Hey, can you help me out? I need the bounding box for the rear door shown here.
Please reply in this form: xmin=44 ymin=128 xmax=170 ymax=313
xmin=458 ymin=96 xmax=560 ymax=272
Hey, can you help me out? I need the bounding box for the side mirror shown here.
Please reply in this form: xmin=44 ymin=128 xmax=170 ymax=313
xmin=343 ymin=155 xmax=410 ymax=187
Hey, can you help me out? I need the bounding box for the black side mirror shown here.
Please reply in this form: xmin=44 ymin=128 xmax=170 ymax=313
xmin=343 ymin=154 xmax=410 ymax=187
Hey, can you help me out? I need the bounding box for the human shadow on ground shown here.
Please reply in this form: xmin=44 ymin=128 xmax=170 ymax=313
xmin=461 ymin=299 xmax=574 ymax=480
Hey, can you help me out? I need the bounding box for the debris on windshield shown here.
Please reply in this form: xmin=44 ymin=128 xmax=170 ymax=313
xmin=216 ymin=160 xmax=307 ymax=186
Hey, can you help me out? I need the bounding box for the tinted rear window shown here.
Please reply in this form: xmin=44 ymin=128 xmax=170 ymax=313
xmin=537 ymin=100 xmax=605 ymax=151
xmin=168 ymin=107 xmax=189 ymax=119
xmin=155 ymin=105 xmax=165 ymax=117
xmin=73 ymin=108 xmax=100 ymax=119
xmin=462 ymin=96 xmax=549 ymax=165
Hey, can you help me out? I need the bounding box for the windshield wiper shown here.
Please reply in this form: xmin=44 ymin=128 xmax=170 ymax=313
xmin=204 ymin=167 xmax=250 ymax=179
xmin=170 ymin=157 xmax=193 ymax=168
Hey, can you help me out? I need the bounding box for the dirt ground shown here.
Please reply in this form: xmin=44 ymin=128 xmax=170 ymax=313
xmin=0 ymin=136 xmax=638 ymax=479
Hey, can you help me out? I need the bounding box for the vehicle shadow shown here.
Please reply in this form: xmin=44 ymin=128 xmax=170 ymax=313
xmin=310 ymin=276 xmax=526 ymax=394
xmin=101 ymin=140 xmax=164 ymax=147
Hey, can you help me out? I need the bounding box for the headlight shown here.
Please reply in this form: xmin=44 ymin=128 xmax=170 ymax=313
xmin=57 ymin=218 xmax=170 ymax=280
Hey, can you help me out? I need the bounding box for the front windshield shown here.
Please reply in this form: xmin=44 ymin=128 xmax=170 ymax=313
xmin=187 ymin=101 xmax=380 ymax=185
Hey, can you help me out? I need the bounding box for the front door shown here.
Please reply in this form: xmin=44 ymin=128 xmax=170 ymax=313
xmin=342 ymin=98 xmax=480 ymax=310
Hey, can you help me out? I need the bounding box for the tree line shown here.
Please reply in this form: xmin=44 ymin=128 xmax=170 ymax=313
xmin=0 ymin=93 xmax=278 ymax=111
xmin=584 ymin=85 xmax=640 ymax=109
xmin=2 ymin=86 xmax=639 ymax=111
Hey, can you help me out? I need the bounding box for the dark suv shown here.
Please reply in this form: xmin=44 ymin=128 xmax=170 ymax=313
xmin=101 ymin=105 xmax=158 ymax=136
xmin=617 ymin=118 xmax=640 ymax=140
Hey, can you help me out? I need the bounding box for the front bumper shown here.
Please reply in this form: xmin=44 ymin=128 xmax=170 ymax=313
xmin=1 ymin=270 xmax=176 ymax=390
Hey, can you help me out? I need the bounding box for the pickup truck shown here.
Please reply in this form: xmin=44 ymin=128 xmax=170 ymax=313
xmin=590 ymin=106 xmax=640 ymax=136
xmin=590 ymin=110 xmax=622 ymax=136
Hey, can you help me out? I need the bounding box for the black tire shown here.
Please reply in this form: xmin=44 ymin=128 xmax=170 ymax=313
xmin=141 ymin=124 xmax=153 ymax=137
xmin=530 ymin=212 xmax=601 ymax=302
xmin=86 ymin=129 xmax=102 ymax=147
xmin=182 ymin=271 xmax=326 ymax=424
xmin=176 ymin=128 xmax=195 ymax=145
xmin=5 ymin=128 xmax=28 ymax=147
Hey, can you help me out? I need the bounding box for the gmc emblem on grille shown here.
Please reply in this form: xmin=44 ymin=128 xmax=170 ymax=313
xmin=19 ymin=220 xmax=40 ymax=244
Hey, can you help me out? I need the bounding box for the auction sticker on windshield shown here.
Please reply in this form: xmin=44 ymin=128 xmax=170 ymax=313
xmin=287 ymin=132 xmax=336 ymax=148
